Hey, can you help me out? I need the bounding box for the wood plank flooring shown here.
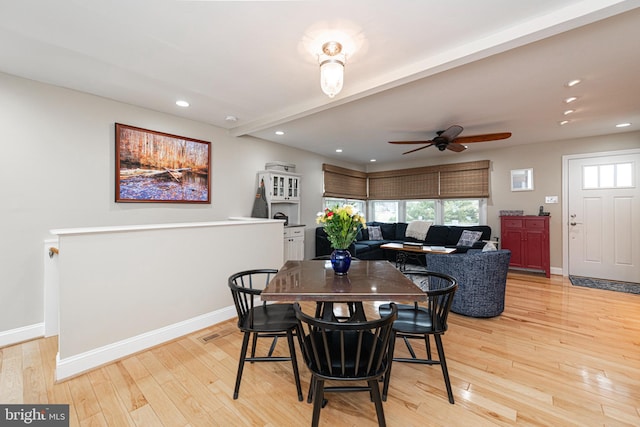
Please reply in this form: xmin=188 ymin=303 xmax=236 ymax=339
xmin=1 ymin=272 xmax=639 ymax=426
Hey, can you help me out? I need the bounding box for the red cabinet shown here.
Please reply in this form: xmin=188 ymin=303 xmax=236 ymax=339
xmin=500 ymin=215 xmax=550 ymax=277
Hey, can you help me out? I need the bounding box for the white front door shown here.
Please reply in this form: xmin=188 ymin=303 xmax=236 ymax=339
xmin=567 ymin=150 xmax=640 ymax=282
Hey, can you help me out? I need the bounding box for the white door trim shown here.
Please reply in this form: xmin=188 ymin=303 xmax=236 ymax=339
xmin=562 ymin=148 xmax=640 ymax=277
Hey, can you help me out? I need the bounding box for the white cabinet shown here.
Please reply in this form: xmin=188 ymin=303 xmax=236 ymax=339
xmin=257 ymin=170 xmax=302 ymax=224
xmin=265 ymin=172 xmax=301 ymax=202
xmin=256 ymin=169 xmax=304 ymax=260
xmin=284 ymin=226 xmax=305 ymax=261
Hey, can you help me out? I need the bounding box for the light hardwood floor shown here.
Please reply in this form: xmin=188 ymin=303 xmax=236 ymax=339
xmin=1 ymin=272 xmax=639 ymax=426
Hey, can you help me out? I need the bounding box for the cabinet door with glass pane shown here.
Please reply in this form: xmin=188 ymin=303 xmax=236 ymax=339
xmin=268 ymin=172 xmax=301 ymax=202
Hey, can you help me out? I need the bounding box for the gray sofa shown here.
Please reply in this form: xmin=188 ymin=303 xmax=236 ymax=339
xmin=315 ymin=221 xmax=492 ymax=262
xmin=426 ymin=249 xmax=511 ymax=317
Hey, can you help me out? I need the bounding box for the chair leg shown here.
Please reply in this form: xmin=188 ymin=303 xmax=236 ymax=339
xmin=434 ymin=334 xmax=454 ymax=404
xmin=311 ymin=378 xmax=325 ymax=427
xmin=382 ymin=330 xmax=397 ymax=401
xmin=424 ymin=334 xmax=432 ymax=360
xmin=250 ymin=332 xmax=258 ymax=361
xmin=369 ymin=379 xmax=387 ymax=427
xmin=286 ymin=329 xmax=303 ymax=401
xmin=233 ymin=331 xmax=251 ymax=399
xmin=403 ymin=336 xmax=417 ymax=359
xmin=266 ymin=335 xmax=278 ymax=357
xmin=307 ymin=377 xmax=315 ymax=403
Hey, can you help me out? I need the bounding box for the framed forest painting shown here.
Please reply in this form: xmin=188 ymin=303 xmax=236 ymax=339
xmin=115 ymin=123 xmax=211 ymax=203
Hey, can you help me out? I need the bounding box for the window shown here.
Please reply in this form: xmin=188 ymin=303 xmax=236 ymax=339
xmin=405 ymin=200 xmax=436 ymax=222
xmin=369 ymin=199 xmax=485 ymax=225
xmin=443 ymin=199 xmax=480 ymax=225
xmin=371 ymin=201 xmax=398 ymax=222
xmin=583 ymin=162 xmax=634 ymax=189
xmin=322 ymin=198 xmax=366 ymax=215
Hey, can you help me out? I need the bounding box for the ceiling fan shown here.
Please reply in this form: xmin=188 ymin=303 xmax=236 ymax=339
xmin=389 ymin=125 xmax=511 ymax=154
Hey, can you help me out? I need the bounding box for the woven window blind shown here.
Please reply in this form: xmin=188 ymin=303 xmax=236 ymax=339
xmin=322 ymin=164 xmax=367 ymax=199
xmin=368 ymin=168 xmax=438 ymax=200
xmin=368 ymin=160 xmax=489 ymax=199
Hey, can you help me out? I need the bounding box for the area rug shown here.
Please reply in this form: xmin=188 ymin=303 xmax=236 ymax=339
xmin=569 ymin=275 xmax=640 ymax=294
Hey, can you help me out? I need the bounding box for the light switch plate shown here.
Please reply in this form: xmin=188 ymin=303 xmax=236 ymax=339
xmin=545 ymin=196 xmax=558 ymax=203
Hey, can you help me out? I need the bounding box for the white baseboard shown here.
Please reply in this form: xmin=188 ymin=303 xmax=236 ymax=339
xmin=0 ymin=323 xmax=44 ymax=348
xmin=550 ymin=266 xmax=563 ymax=276
xmin=56 ymin=306 xmax=236 ymax=381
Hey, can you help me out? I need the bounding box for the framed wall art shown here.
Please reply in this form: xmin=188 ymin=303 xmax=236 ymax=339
xmin=510 ymin=168 xmax=534 ymax=191
xmin=115 ymin=123 xmax=211 ymax=203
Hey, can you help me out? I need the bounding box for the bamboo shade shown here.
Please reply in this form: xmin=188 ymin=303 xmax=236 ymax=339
xmin=322 ymin=164 xmax=367 ymax=199
xmin=440 ymin=168 xmax=489 ymax=198
xmin=369 ymin=172 xmax=438 ymax=200
xmin=367 ymin=160 xmax=490 ymax=200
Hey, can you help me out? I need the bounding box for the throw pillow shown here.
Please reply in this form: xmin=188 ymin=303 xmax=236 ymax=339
xmin=368 ymin=226 xmax=383 ymax=240
xmin=482 ymin=240 xmax=498 ymax=252
xmin=406 ymin=220 xmax=433 ymax=240
xmin=457 ymin=230 xmax=483 ymax=247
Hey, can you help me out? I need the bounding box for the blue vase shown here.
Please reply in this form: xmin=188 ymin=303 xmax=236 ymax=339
xmin=330 ymin=249 xmax=352 ymax=275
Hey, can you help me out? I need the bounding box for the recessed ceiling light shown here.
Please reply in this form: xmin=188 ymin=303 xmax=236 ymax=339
xmin=370 ymin=159 xmax=376 ymax=162
xmin=225 ymin=115 xmax=238 ymax=122
xmin=564 ymin=96 xmax=578 ymax=104
xmin=559 ymin=120 xmax=570 ymax=125
xmin=176 ymin=100 xmax=189 ymax=107
xmin=335 ymin=148 xmax=343 ymax=153
xmin=566 ymin=79 xmax=582 ymax=87
xmin=275 ymin=130 xmax=285 ymax=135
xmin=616 ymin=122 xmax=631 ymax=128
xmin=564 ymin=109 xmax=575 ymax=115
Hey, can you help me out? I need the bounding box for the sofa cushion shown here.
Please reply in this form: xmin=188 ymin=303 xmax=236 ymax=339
xmin=395 ymin=223 xmax=408 ymax=240
xmin=424 ymin=226 xmax=450 ymax=246
xmin=368 ymin=226 xmax=383 ymax=240
xmin=457 ymin=230 xmax=483 ymax=247
xmin=379 ymin=223 xmax=396 ymax=240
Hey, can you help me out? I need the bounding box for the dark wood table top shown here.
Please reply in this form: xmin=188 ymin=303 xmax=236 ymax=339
xmin=261 ymin=260 xmax=426 ymax=303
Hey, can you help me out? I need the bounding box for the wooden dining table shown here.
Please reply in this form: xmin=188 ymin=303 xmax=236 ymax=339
xmin=261 ymin=260 xmax=426 ymax=321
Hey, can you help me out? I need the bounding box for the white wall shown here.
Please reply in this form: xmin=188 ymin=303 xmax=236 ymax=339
xmin=0 ymin=71 xmax=360 ymax=342
xmin=53 ymin=220 xmax=283 ymax=380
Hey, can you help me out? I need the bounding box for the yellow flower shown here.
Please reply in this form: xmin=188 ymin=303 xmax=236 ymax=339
xmin=318 ymin=205 xmax=367 ymax=250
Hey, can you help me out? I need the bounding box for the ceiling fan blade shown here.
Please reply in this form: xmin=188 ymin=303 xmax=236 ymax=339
xmin=439 ymin=125 xmax=463 ymax=142
xmin=446 ymin=142 xmax=467 ymax=152
xmin=388 ymin=140 xmax=434 ymax=145
xmin=454 ymin=132 xmax=512 ymax=144
xmin=402 ymin=144 xmax=433 ymax=155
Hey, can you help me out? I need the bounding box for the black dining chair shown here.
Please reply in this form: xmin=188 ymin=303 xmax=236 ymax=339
xmin=378 ymin=270 xmax=458 ymax=404
xmin=294 ymin=302 xmax=398 ymax=427
xmin=228 ymin=269 xmax=303 ymax=401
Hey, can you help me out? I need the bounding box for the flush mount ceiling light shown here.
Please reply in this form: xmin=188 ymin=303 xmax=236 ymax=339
xmin=176 ymin=100 xmax=189 ymax=107
xmin=564 ymin=96 xmax=578 ymax=104
xmin=319 ymin=41 xmax=345 ymax=98
xmin=566 ymin=79 xmax=582 ymax=87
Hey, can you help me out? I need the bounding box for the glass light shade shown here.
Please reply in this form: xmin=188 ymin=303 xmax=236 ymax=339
xmin=320 ymin=59 xmax=344 ymax=98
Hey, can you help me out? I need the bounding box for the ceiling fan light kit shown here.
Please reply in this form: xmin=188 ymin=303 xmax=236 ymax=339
xmin=319 ymin=41 xmax=345 ymax=98
xmin=389 ymin=125 xmax=511 ymax=155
